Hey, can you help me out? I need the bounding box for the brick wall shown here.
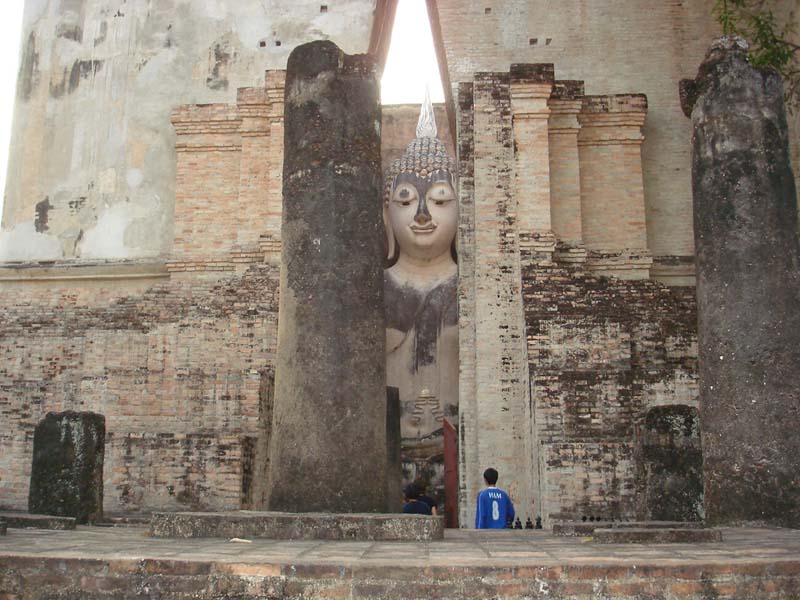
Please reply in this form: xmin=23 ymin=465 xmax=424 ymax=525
xmin=524 ymin=263 xmax=697 ymax=521
xmin=0 ymin=265 xmax=279 ymax=513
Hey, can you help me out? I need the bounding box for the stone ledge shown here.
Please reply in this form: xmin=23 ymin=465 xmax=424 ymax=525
xmin=554 ymin=520 xmax=704 ymax=537
xmin=149 ymin=511 xmax=444 ymax=541
xmin=0 ymin=512 xmax=77 ymax=530
xmin=0 ymin=260 xmax=168 ymax=282
xmin=592 ymin=527 xmax=722 ymax=544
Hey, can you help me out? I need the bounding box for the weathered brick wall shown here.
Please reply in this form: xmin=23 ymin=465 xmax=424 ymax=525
xmin=524 ymin=264 xmax=698 ymax=521
xmin=0 ymin=264 xmax=279 ymax=513
xmin=457 ymin=62 xmax=699 ymax=526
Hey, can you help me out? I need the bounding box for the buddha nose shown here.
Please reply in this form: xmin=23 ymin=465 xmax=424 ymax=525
xmin=414 ymin=197 xmax=432 ymax=225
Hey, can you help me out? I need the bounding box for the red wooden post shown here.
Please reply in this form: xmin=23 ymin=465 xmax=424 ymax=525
xmin=443 ymin=418 xmax=459 ymax=528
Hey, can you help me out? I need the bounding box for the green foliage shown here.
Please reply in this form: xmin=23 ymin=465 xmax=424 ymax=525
xmin=714 ymin=0 xmax=800 ymax=110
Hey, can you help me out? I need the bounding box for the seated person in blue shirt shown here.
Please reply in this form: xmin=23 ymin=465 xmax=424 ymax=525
xmin=475 ymin=467 xmax=515 ymax=529
xmin=402 ymin=483 xmax=432 ymax=515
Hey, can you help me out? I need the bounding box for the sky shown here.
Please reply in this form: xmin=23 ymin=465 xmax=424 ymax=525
xmin=0 ymin=0 xmax=442 ymax=223
xmin=0 ymin=0 xmax=24 ymax=222
xmin=381 ymin=0 xmax=446 ymax=105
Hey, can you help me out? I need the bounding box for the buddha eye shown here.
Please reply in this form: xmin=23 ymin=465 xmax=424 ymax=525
xmin=393 ymin=186 xmax=417 ymax=207
xmin=429 ymin=185 xmax=453 ymax=206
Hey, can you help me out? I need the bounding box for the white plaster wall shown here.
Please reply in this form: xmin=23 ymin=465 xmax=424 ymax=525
xmin=1 ymin=0 xmax=377 ymax=262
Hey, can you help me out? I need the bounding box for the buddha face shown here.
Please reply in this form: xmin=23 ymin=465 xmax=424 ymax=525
xmin=386 ymin=170 xmax=457 ymax=263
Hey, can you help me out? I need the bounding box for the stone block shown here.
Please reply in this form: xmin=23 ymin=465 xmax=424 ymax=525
xmin=28 ymin=411 xmax=105 ymax=524
xmin=553 ymin=520 xmax=703 ymax=536
xmin=149 ymin=511 xmax=443 ymax=541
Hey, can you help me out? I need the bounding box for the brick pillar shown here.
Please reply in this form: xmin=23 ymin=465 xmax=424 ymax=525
xmin=578 ymin=95 xmax=652 ymax=279
xmin=236 ymin=87 xmax=270 ymax=262
xmin=261 ymin=70 xmax=286 ymax=263
xmin=510 ymin=64 xmax=555 ymax=264
xmin=460 ymin=72 xmax=535 ymax=525
xmin=548 ymin=81 xmax=587 ymax=264
xmin=456 ymin=82 xmax=478 ymax=528
xmin=170 ymin=104 xmax=243 ymax=272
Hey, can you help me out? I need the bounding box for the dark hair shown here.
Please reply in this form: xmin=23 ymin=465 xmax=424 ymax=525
xmin=404 ymin=483 xmax=421 ymax=500
xmin=483 ymin=468 xmax=499 ymax=485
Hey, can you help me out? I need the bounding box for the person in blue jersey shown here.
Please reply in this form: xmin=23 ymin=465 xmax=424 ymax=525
xmin=475 ymin=467 xmax=515 ymax=529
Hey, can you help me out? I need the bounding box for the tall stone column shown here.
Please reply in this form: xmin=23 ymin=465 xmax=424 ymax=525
xmin=682 ymin=37 xmax=800 ymax=527
xmin=510 ymin=64 xmax=556 ymax=264
xmin=578 ymin=95 xmax=652 ymax=279
xmin=267 ymin=41 xmax=387 ymax=513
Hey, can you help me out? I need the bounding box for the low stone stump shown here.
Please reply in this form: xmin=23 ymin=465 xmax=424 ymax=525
xmin=554 ymin=520 xmax=704 ymax=537
xmin=150 ymin=511 xmax=443 ymax=541
xmin=0 ymin=512 xmax=77 ymax=530
xmin=28 ymin=411 xmax=105 ymax=524
xmin=592 ymin=527 xmax=722 ymax=544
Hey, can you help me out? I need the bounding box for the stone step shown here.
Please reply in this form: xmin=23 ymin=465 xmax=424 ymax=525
xmin=553 ymin=520 xmax=704 ymax=536
xmin=592 ymin=527 xmax=723 ymax=544
xmin=150 ymin=511 xmax=444 ymax=541
xmin=0 ymin=512 xmax=76 ymax=530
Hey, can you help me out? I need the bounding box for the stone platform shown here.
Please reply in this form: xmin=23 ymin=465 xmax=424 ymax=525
xmin=150 ymin=511 xmax=443 ymax=541
xmin=1 ymin=526 xmax=799 ymax=598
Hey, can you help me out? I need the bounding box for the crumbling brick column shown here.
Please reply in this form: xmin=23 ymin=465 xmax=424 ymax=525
xmin=510 ymin=64 xmax=556 ymax=263
xmin=682 ymin=37 xmax=800 ymax=527
xmin=461 ymin=72 xmax=536 ymax=524
xmin=578 ymin=95 xmax=652 ymax=279
xmin=548 ymin=81 xmax=587 ymax=264
xmin=266 ymin=41 xmax=387 ymax=513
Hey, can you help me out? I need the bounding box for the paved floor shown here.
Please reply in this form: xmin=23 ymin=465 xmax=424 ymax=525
xmin=1 ymin=526 xmax=799 ymax=567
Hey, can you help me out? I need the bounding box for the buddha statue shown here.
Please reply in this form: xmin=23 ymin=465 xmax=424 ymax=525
xmin=384 ymin=97 xmax=458 ymax=502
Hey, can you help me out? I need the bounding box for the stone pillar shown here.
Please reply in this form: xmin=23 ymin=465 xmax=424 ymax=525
xmin=682 ymin=37 xmax=800 ymax=527
xmin=510 ymin=64 xmax=556 ymax=263
xmin=266 ymin=41 xmax=387 ymax=513
xmin=548 ymin=81 xmax=587 ymax=264
xmin=28 ymin=411 xmax=105 ymax=524
xmin=578 ymin=95 xmax=652 ymax=279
